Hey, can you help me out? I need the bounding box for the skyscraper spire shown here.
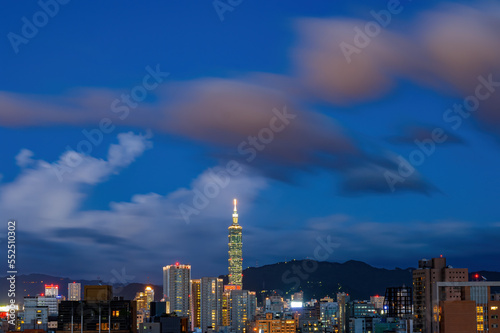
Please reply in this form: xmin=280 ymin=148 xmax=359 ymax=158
xmin=232 ymin=198 xmax=238 ymax=224
xmin=228 ymin=198 xmax=242 ymax=287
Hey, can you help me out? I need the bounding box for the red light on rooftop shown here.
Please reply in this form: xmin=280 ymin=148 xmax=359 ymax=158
xmin=475 ymin=274 xmax=479 ymax=279
xmin=175 ymin=262 xmax=179 ymax=266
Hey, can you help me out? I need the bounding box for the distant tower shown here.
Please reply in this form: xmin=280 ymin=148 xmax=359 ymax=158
xmin=228 ymin=199 xmax=243 ymax=287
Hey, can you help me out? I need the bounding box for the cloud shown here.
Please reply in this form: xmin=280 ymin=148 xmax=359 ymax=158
xmin=293 ymin=18 xmax=419 ymax=105
xmin=0 ymin=89 xmax=113 ymax=127
xmin=340 ymin=162 xmax=437 ymax=196
xmin=297 ymin=214 xmax=500 ymax=270
xmin=163 ymin=78 xmax=357 ymax=168
xmin=0 ymin=132 xmax=152 ymax=223
xmin=0 ymin=134 xmax=268 ymax=279
xmin=0 ymin=76 xmax=436 ymax=195
xmin=162 ymin=78 xmax=437 ymax=195
xmin=418 ymin=3 xmax=500 ymax=92
xmin=293 ymin=3 xmax=500 ymax=134
xmin=15 ymin=149 xmax=35 ymax=168
xmin=9 ymin=4 xmax=496 ymax=196
xmin=387 ymin=124 xmax=465 ymax=145
xmin=0 ymin=134 xmax=492 ymax=280
xmin=237 ymin=212 xmax=500 ymax=273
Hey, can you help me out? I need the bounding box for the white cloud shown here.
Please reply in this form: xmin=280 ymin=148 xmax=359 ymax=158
xmin=0 ymin=133 xmax=268 ymax=279
xmin=15 ymin=149 xmax=35 ymax=168
xmin=0 ymin=132 xmax=153 ymax=225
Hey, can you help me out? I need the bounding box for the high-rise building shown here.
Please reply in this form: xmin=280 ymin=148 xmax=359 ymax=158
xmin=384 ymin=286 xmax=412 ymax=318
xmin=336 ymin=292 xmax=350 ymax=333
xmin=191 ymin=279 xmax=201 ymax=330
xmin=23 ymin=297 xmax=50 ymax=331
xmin=412 ymin=257 xmax=468 ymax=332
xmin=435 ymin=281 xmax=500 ymax=333
xmin=163 ymin=263 xmax=191 ymax=317
xmin=135 ymin=287 xmax=154 ymax=328
xmin=68 ymin=282 xmax=81 ymax=301
xmin=265 ymin=296 xmax=284 ymax=313
xmin=45 ymin=284 xmax=59 ymax=297
xmin=145 ymin=286 xmax=154 ymax=313
xmin=24 ymin=295 xmax=58 ymax=316
xmin=228 ymin=289 xmax=256 ymax=333
xmin=222 ymin=290 xmax=230 ymax=327
xmin=57 ymin=299 xmax=137 ymax=333
xmin=135 ymin=291 xmax=148 ymax=317
xmin=200 ymin=277 xmax=224 ymax=332
xmin=370 ymin=295 xmax=385 ymax=314
xmin=319 ymin=297 xmax=338 ymax=327
xmin=346 ymin=300 xmax=377 ymax=318
xmin=228 ymin=199 xmax=243 ymax=288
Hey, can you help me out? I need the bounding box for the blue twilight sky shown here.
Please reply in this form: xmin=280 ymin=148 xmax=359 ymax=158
xmin=1 ymin=0 xmax=500 ymax=284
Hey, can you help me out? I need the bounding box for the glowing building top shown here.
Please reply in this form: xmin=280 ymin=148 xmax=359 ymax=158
xmin=228 ymin=199 xmax=243 ymax=287
xmin=232 ymin=199 xmax=238 ymax=223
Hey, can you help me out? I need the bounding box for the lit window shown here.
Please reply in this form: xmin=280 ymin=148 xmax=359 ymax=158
xmin=492 ymin=306 xmax=499 ymax=311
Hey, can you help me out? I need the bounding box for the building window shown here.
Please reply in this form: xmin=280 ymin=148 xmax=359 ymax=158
xmin=112 ymin=310 xmax=120 ymax=317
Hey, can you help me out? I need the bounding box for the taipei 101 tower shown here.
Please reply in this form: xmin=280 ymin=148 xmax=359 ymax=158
xmin=228 ymin=199 xmax=243 ymax=287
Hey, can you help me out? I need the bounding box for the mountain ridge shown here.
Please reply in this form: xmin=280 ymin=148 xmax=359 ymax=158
xmin=3 ymin=260 xmax=499 ymax=304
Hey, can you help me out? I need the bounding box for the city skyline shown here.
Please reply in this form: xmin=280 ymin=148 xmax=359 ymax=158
xmin=1 ymin=1 xmax=500 ymax=283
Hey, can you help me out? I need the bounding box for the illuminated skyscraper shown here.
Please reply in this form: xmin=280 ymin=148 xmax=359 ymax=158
xmin=191 ymin=279 xmax=201 ymax=330
xmin=228 ymin=199 xmax=243 ymax=288
xmin=68 ymin=282 xmax=81 ymax=301
xmin=200 ymin=277 xmax=224 ymax=332
xmin=135 ymin=286 xmax=155 ymax=319
xmin=228 ymin=290 xmax=256 ymax=333
xmin=145 ymin=286 xmax=154 ymax=313
xmin=222 ymin=290 xmax=230 ymax=327
xmin=163 ymin=263 xmax=191 ymax=317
